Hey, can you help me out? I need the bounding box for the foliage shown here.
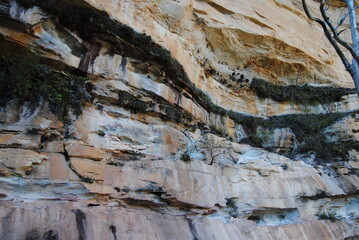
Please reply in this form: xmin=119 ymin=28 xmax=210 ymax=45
xmin=209 ymin=124 xmax=225 ymax=137
xmin=117 ymin=91 xmax=192 ymax=123
xmin=117 ymin=91 xmax=152 ymax=114
xmin=228 ymin=109 xmax=351 ymax=162
xmin=180 ymin=152 xmax=191 ymax=162
xmin=16 ymin=0 xmax=358 ymax=164
xmin=317 ymin=212 xmax=338 ymax=222
xmin=159 ymin=104 xmax=192 ymax=123
xmin=0 ymin=55 xmax=90 ymax=122
xmin=250 ymin=78 xmax=355 ymax=104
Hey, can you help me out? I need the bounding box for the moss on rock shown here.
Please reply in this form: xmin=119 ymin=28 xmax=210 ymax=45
xmin=118 ymin=91 xmax=153 ymax=114
xmin=117 ymin=91 xmax=192 ymax=123
xmin=250 ymin=78 xmax=355 ymax=104
xmin=0 ymin=55 xmax=90 ymax=122
xmin=14 ymin=0 xmax=358 ymax=164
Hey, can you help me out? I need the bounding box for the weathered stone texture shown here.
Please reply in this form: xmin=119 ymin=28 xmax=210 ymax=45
xmin=0 ymin=0 xmax=358 ymax=239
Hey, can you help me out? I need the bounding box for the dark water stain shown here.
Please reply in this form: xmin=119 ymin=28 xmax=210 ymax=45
xmin=73 ymin=209 xmax=88 ymax=240
xmin=109 ymin=225 xmax=117 ymax=240
xmin=79 ymin=42 xmax=100 ymax=72
xmin=43 ymin=230 xmax=59 ymax=240
xmin=25 ymin=229 xmax=40 ymax=240
xmin=1 ymin=209 xmax=15 ymax=240
xmin=187 ymin=218 xmax=200 ymax=240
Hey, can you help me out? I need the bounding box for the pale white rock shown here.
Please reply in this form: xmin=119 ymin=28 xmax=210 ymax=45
xmin=0 ymin=0 xmax=358 ymax=239
xmin=258 ymin=127 xmax=298 ymax=153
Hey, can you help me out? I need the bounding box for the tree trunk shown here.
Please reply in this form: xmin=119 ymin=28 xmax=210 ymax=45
xmin=348 ymin=63 xmax=359 ymax=96
xmin=346 ymin=0 xmax=359 ymax=54
xmin=346 ymin=0 xmax=359 ymax=96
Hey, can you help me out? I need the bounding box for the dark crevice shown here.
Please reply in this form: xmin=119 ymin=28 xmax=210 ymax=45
xmin=187 ymin=218 xmax=200 ymax=240
xmin=79 ymin=42 xmax=101 ymax=72
xmin=1 ymin=209 xmax=15 ymax=240
xmin=246 ymin=208 xmax=300 ymax=226
xmin=300 ymin=190 xmax=359 ymax=201
xmin=344 ymin=235 xmax=359 ymax=240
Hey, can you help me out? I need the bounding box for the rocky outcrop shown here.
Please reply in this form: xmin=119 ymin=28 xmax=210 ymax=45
xmin=0 ymin=0 xmax=358 ymax=239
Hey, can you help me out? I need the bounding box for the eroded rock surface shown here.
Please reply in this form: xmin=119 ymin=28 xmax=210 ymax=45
xmin=0 ymin=0 xmax=358 ymax=239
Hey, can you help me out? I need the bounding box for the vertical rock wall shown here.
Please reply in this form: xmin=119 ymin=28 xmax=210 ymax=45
xmin=0 ymin=0 xmax=358 ymax=239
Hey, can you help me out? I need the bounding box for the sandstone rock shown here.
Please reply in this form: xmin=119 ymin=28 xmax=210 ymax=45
xmin=0 ymin=201 xmax=357 ymax=240
xmin=325 ymin=115 xmax=359 ymax=142
xmin=235 ymin=124 xmax=247 ymax=142
xmin=41 ymin=140 xmax=64 ymax=153
xmin=0 ymin=177 xmax=91 ymax=202
xmin=258 ymin=127 xmax=298 ymax=153
xmin=70 ymin=158 xmax=105 ymax=181
xmin=0 ymin=0 xmax=358 ymax=239
xmin=0 ymin=101 xmax=64 ymax=132
xmin=0 ymin=164 xmax=15 ymax=177
xmin=0 ymin=148 xmax=47 ymax=175
xmin=0 ymin=133 xmax=41 ymax=149
xmin=31 ymin=153 xmax=79 ymax=181
xmin=65 ymin=142 xmax=106 ymax=161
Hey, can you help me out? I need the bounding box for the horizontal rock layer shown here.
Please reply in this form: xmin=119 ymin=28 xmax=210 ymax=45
xmin=0 ymin=0 xmax=358 ymax=239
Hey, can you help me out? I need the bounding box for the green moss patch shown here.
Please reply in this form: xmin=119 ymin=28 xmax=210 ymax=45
xmin=159 ymin=104 xmax=192 ymax=123
xmin=228 ymin=110 xmax=353 ymax=162
xmin=118 ymin=91 xmax=154 ymax=114
xmin=250 ymin=78 xmax=355 ymax=104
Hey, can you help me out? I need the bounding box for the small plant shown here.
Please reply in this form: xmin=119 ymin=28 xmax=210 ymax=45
xmin=209 ymin=124 xmax=225 ymax=137
xmin=281 ymin=164 xmax=289 ymax=170
xmin=0 ymin=55 xmax=90 ymax=122
xmin=317 ymin=212 xmax=338 ymax=222
xmin=249 ymin=134 xmax=263 ymax=147
xmin=26 ymin=128 xmax=40 ymax=135
xmin=180 ymin=152 xmax=191 ymax=162
xmin=159 ymin=104 xmax=192 ymax=123
xmin=81 ymin=177 xmax=94 ymax=184
xmin=117 ymin=91 xmax=151 ymax=113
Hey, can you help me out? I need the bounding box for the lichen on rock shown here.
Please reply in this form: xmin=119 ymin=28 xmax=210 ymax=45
xmin=0 ymin=0 xmax=358 ymax=239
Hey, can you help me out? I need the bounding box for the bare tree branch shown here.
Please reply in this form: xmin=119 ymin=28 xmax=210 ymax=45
xmin=336 ymin=4 xmax=359 ymax=29
xmin=338 ymin=27 xmax=348 ymax=35
xmin=302 ymin=0 xmax=351 ymax=69
xmin=319 ymin=0 xmax=359 ymax=63
xmin=302 ymin=0 xmax=359 ymax=96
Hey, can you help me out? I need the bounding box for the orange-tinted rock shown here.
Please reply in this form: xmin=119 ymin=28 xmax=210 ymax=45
xmin=0 ymin=148 xmax=47 ymax=175
xmin=70 ymin=158 xmax=105 ymax=181
xmin=65 ymin=142 xmax=106 ymax=161
xmin=32 ymin=153 xmax=79 ymax=181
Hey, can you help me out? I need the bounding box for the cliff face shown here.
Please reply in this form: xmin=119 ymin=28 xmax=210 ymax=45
xmin=0 ymin=0 xmax=359 ymax=239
